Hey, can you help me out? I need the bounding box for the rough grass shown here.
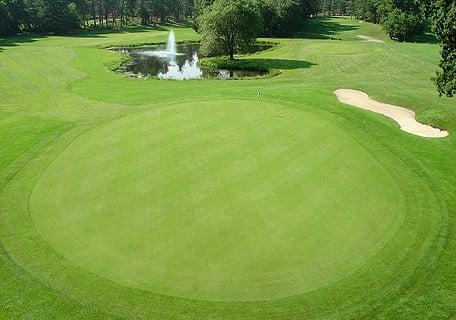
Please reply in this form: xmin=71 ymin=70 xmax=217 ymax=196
xmin=1 ymin=17 xmax=456 ymax=319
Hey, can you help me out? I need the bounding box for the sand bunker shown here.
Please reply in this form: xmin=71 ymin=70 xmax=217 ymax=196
xmin=357 ymin=35 xmax=385 ymax=43
xmin=334 ymin=89 xmax=449 ymax=138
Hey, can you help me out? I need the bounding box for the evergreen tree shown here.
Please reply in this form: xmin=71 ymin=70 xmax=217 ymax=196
xmin=41 ymin=0 xmax=81 ymax=33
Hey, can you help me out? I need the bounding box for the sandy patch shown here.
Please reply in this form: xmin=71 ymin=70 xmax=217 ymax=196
xmin=357 ymin=35 xmax=385 ymax=43
xmin=334 ymin=89 xmax=449 ymax=138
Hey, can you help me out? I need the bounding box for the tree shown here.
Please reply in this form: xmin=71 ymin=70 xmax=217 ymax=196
xmin=254 ymin=0 xmax=319 ymax=37
xmin=0 ymin=0 xmax=27 ymax=35
xmin=352 ymin=0 xmax=381 ymax=23
xmin=41 ymin=0 xmax=81 ymax=33
xmin=260 ymin=0 xmax=302 ymax=36
xmin=381 ymin=7 xmax=424 ymax=41
xmin=73 ymin=0 xmax=90 ymax=27
xmin=352 ymin=0 xmax=425 ymax=41
xmin=422 ymin=0 xmax=456 ymax=97
xmin=377 ymin=0 xmax=424 ymax=41
xmin=198 ymin=0 xmax=263 ymax=59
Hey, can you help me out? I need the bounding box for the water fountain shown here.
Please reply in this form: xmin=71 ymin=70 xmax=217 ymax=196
xmin=166 ymin=30 xmax=176 ymax=56
xmin=116 ymin=30 xmax=271 ymax=80
xmin=158 ymin=53 xmax=203 ymax=80
xmin=140 ymin=30 xmax=178 ymax=58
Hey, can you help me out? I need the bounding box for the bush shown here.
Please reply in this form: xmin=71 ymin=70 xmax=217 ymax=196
xmin=382 ymin=8 xmax=425 ymax=41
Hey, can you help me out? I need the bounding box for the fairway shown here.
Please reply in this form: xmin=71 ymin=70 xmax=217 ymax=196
xmin=1 ymin=16 xmax=456 ymax=320
xmin=31 ymin=99 xmax=403 ymax=300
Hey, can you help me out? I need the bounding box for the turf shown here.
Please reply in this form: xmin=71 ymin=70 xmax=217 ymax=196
xmin=1 ymin=17 xmax=456 ymax=319
xmin=30 ymin=99 xmax=404 ymax=301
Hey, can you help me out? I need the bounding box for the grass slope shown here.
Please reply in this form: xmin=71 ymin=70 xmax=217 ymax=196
xmin=0 ymin=17 xmax=455 ymax=319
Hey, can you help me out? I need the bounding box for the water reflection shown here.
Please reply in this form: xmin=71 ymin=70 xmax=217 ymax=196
xmin=158 ymin=53 xmax=203 ymax=80
xmin=116 ymin=43 xmax=270 ymax=80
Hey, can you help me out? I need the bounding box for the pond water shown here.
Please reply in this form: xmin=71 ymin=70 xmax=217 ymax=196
xmin=116 ymin=43 xmax=272 ymax=80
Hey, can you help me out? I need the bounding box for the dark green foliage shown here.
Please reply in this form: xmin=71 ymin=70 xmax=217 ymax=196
xmin=257 ymin=0 xmax=320 ymax=37
xmin=258 ymin=0 xmax=303 ymax=37
xmin=351 ymin=0 xmax=425 ymax=41
xmin=198 ymin=0 xmax=263 ymax=59
xmin=320 ymin=0 xmax=352 ymax=16
xmin=196 ymin=0 xmax=320 ymax=38
xmin=422 ymin=0 xmax=456 ymax=97
xmin=378 ymin=0 xmax=425 ymax=41
xmin=139 ymin=0 xmax=194 ymax=24
xmin=0 ymin=0 xmax=26 ymax=35
xmin=381 ymin=7 xmax=425 ymax=41
xmin=0 ymin=0 xmax=83 ymax=34
xmin=41 ymin=0 xmax=81 ymax=33
xmin=0 ymin=0 xmax=195 ymax=34
xmin=352 ymin=0 xmax=381 ymax=23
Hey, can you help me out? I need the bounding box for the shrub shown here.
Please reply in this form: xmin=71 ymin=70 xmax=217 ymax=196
xmin=382 ymin=8 xmax=425 ymax=41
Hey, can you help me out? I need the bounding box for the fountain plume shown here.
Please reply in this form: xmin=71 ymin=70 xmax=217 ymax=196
xmin=166 ymin=30 xmax=176 ymax=56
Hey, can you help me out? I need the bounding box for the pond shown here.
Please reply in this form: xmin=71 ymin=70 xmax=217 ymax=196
xmin=115 ymin=43 xmax=273 ymax=80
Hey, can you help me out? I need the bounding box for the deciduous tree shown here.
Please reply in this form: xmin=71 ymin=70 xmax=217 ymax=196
xmin=198 ymin=0 xmax=263 ymax=59
xmin=422 ymin=0 xmax=456 ymax=97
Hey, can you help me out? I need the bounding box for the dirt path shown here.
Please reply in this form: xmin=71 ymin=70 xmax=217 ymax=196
xmin=357 ymin=35 xmax=385 ymax=43
xmin=334 ymin=89 xmax=449 ymax=138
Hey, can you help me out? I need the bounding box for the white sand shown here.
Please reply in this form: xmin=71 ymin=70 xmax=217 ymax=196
xmin=334 ymin=89 xmax=449 ymax=138
xmin=357 ymin=35 xmax=385 ymax=43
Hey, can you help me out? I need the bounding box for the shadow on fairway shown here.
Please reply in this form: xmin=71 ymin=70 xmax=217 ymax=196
xmin=0 ymin=22 xmax=190 ymax=49
xmin=409 ymin=22 xmax=439 ymax=44
xmin=412 ymin=32 xmax=439 ymax=44
xmin=205 ymin=58 xmax=317 ymax=74
xmin=242 ymin=58 xmax=317 ymax=70
xmin=68 ymin=24 xmax=168 ymax=38
xmin=68 ymin=21 xmax=192 ymax=38
xmin=294 ymin=17 xmax=359 ymax=40
xmin=0 ymin=34 xmax=47 ymax=52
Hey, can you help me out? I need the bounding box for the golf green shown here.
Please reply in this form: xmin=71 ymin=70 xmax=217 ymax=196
xmin=30 ymin=99 xmax=404 ymax=301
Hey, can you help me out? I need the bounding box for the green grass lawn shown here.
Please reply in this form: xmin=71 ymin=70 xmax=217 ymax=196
xmin=1 ymin=17 xmax=456 ymax=319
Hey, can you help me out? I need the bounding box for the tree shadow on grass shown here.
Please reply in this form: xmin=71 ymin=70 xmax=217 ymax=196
xmin=68 ymin=21 xmax=192 ymax=38
xmin=293 ymin=17 xmax=359 ymax=40
xmin=0 ymin=34 xmax=47 ymax=52
xmin=412 ymin=32 xmax=439 ymax=44
xmin=410 ymin=21 xmax=439 ymax=44
xmin=69 ymin=25 xmax=166 ymax=38
xmin=207 ymin=58 xmax=317 ymax=72
xmin=244 ymin=58 xmax=317 ymax=70
xmin=0 ymin=22 xmax=189 ymax=46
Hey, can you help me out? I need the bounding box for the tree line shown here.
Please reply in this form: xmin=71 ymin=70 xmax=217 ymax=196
xmin=0 ymin=0 xmax=322 ymax=36
xmin=319 ymin=0 xmax=426 ymax=42
xmin=196 ymin=0 xmax=320 ymax=38
xmin=0 ymin=0 xmax=195 ymax=34
xmin=0 ymin=0 xmax=445 ymax=42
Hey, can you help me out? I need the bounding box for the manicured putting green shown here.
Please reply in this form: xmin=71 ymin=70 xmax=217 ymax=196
xmin=30 ymin=99 xmax=404 ymax=301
